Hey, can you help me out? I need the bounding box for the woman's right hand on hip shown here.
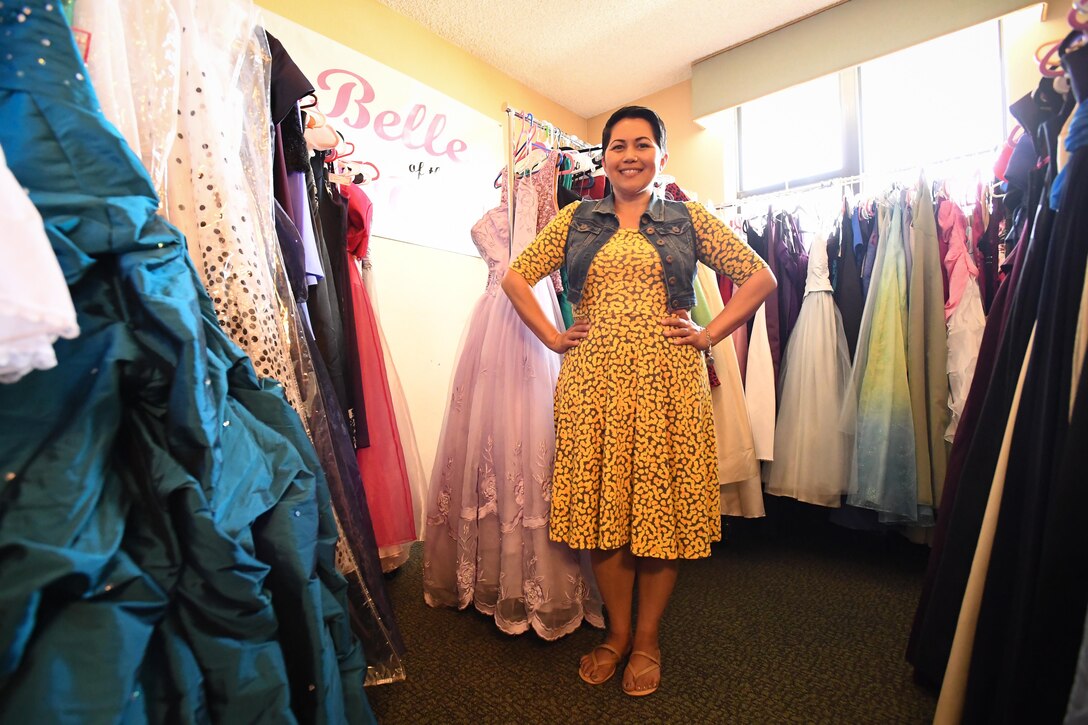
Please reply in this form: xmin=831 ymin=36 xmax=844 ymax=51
xmin=549 ymin=321 xmax=590 ymax=353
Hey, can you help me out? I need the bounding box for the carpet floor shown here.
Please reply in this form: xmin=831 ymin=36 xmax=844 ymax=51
xmin=367 ymin=501 xmax=938 ymax=724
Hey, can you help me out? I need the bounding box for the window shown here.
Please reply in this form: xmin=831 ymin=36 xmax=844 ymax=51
xmin=859 ymin=22 xmax=1004 ymax=177
xmin=738 ymin=73 xmax=851 ymax=193
xmin=734 ymin=19 xmax=1006 ymax=198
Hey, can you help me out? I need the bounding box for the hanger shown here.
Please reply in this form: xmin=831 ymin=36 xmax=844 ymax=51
xmin=1069 ymin=0 xmax=1088 ymax=32
xmin=516 ymin=140 xmax=553 ymax=175
xmin=306 ymin=119 xmax=340 ymax=151
xmin=304 ymin=107 xmax=327 ymax=129
xmin=560 ymin=146 xmax=602 ymax=177
xmin=325 ymin=139 xmax=355 ymax=164
xmin=330 ymin=160 xmax=380 ymax=186
xmin=1037 ymin=38 xmax=1067 ymax=78
xmin=493 ymin=113 xmax=536 ymax=188
xmin=299 ymin=93 xmax=318 ymax=110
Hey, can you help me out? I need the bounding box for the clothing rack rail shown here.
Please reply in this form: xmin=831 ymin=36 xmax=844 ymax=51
xmin=716 ymin=145 xmax=1001 ymax=214
xmin=501 ymin=104 xmax=597 ymax=247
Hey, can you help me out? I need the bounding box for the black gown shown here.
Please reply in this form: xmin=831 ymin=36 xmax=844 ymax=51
xmin=833 ymin=207 xmax=864 ymax=358
xmin=907 ymin=75 xmax=1073 ymax=688
xmin=960 ymin=41 xmax=1088 ymax=723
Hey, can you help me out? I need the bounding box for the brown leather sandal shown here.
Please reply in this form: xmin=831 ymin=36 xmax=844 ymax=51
xmin=622 ymin=650 xmax=661 ymax=697
xmin=578 ymin=643 xmax=625 ymax=685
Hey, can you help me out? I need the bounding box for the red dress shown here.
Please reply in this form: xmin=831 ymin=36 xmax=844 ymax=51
xmin=341 ymin=183 xmax=416 ymax=549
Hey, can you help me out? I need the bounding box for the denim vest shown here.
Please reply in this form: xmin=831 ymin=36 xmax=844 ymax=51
xmin=564 ymin=194 xmax=698 ymax=310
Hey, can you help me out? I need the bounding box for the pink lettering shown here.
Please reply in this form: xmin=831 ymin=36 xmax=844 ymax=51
xmin=446 ymin=139 xmax=467 ymax=161
xmin=373 ymin=110 xmax=403 ymax=140
xmin=401 ymin=104 xmax=428 ymax=148
xmin=317 ymin=68 xmax=470 ymax=161
xmin=317 ymin=69 xmax=374 ymax=129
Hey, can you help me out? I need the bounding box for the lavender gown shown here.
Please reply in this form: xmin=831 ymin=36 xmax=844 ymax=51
xmin=423 ymin=181 xmax=602 ymax=639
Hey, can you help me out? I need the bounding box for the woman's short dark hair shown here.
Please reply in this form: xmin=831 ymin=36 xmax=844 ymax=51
xmin=601 ymin=106 xmax=667 ymax=153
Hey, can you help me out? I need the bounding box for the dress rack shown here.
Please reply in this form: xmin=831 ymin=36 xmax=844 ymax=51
xmin=501 ymin=104 xmax=597 ymax=248
xmin=716 ymin=145 xmax=1001 ymax=215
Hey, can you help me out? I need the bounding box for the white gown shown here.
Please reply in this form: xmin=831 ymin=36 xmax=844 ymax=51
xmin=694 ymin=264 xmax=764 ymax=517
xmin=767 ymin=231 xmax=852 ymax=507
xmin=939 ymin=200 xmax=986 ymax=442
xmin=72 ymin=0 xmax=180 ymax=207
xmin=0 ymin=143 xmax=79 ymax=383
xmin=746 ymin=303 xmax=777 ymax=464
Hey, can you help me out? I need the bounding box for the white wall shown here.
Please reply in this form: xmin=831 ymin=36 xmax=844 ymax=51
xmin=366 ymin=236 xmax=487 ymax=476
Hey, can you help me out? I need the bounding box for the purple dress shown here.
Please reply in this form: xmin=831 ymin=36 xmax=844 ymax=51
xmin=423 ymin=182 xmax=602 ymax=638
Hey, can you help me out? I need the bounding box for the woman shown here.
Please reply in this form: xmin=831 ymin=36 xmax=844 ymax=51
xmin=502 ymin=106 xmax=776 ymax=696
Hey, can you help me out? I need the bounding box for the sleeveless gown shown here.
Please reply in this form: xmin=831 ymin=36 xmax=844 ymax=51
xmin=767 ymin=230 xmax=852 ymax=506
xmin=423 ymin=175 xmax=602 ymax=639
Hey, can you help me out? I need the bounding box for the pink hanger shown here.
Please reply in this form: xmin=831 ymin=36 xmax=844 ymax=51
xmin=1070 ymin=2 xmax=1088 ymax=31
xmin=326 ymin=140 xmax=354 ymax=165
xmin=493 ymin=113 xmax=537 ymax=188
xmin=1037 ymin=39 xmax=1065 ymax=78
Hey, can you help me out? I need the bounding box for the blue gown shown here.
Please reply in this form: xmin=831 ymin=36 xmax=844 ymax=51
xmin=844 ymin=198 xmax=923 ymax=523
xmin=0 ymin=4 xmax=374 ymax=722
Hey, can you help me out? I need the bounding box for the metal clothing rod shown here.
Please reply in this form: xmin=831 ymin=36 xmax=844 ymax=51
xmin=503 ymin=105 xmax=597 ymax=152
xmin=717 ymin=145 xmax=1000 ymax=212
xmin=502 ymin=104 xmax=600 ymax=252
xmin=503 ymin=104 xmax=516 ymax=252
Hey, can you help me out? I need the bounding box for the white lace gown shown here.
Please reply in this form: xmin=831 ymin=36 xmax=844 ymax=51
xmin=767 ymin=232 xmax=853 ymax=506
xmin=0 ymin=143 xmax=79 ymax=383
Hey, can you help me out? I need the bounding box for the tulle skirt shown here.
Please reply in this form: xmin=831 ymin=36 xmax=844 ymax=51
xmin=361 ymin=261 xmax=429 ymax=571
xmin=423 ymin=280 xmax=602 ymax=639
xmin=349 ymin=255 xmax=417 ymax=550
xmin=767 ymin=291 xmax=853 ymax=507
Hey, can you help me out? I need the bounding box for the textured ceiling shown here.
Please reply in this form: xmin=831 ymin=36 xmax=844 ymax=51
xmin=375 ymin=0 xmax=844 ymax=118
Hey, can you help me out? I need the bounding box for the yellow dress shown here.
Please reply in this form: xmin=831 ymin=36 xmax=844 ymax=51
xmin=510 ymin=200 xmax=765 ymax=558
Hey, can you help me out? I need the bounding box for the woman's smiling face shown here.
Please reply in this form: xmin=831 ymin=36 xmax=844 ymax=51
xmin=602 ymin=117 xmax=668 ymax=198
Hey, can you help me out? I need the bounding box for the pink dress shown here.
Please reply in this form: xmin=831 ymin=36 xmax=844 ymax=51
xmin=938 ymin=199 xmax=986 ymax=441
xmin=342 ymin=184 xmax=417 ymax=550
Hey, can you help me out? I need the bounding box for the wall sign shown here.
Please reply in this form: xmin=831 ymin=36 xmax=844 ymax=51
xmin=263 ymin=11 xmax=503 ymax=257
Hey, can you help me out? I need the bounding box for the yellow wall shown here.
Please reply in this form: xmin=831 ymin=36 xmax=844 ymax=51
xmin=587 ymin=80 xmax=731 ymax=204
xmin=1002 ymin=5 xmax=1072 ymax=114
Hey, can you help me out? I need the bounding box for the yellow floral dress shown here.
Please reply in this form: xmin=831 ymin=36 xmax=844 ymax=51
xmin=510 ymin=200 xmax=766 ymax=559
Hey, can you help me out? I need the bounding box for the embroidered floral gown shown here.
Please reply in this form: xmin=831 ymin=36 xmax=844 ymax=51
xmin=423 ymin=181 xmax=602 ymax=639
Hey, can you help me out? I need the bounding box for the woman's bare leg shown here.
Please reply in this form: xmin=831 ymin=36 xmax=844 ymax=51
xmin=580 ymin=546 xmax=636 ymax=681
xmin=624 ymin=556 xmax=679 ymax=692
